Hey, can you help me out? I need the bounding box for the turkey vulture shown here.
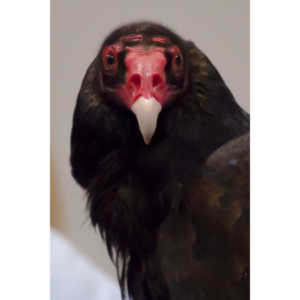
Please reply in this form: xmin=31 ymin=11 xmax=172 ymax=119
xmin=70 ymin=22 xmax=249 ymax=300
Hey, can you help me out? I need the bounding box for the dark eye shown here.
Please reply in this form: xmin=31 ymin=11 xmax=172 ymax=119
xmin=106 ymin=53 xmax=115 ymax=65
xmin=168 ymin=45 xmax=184 ymax=73
xmin=175 ymin=55 xmax=182 ymax=66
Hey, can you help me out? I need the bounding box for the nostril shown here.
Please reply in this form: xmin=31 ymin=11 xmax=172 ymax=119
xmin=152 ymin=74 xmax=162 ymax=88
xmin=130 ymin=74 xmax=141 ymax=89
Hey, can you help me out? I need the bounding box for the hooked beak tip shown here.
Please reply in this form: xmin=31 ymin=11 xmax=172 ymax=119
xmin=131 ymin=96 xmax=162 ymax=145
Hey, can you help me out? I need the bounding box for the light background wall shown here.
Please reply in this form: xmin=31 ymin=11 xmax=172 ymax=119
xmin=51 ymin=0 xmax=249 ymax=280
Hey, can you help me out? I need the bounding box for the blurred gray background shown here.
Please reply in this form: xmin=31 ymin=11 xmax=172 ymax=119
xmin=51 ymin=0 xmax=249 ymax=281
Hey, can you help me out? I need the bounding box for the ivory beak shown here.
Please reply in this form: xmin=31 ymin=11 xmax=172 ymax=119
xmin=131 ymin=96 xmax=162 ymax=145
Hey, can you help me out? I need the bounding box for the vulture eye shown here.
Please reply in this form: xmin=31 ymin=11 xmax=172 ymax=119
xmin=167 ymin=45 xmax=184 ymax=76
xmin=102 ymin=46 xmax=119 ymax=75
xmin=106 ymin=53 xmax=115 ymax=65
xmin=175 ymin=55 xmax=182 ymax=66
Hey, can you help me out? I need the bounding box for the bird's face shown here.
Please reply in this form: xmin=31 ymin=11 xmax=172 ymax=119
xmin=99 ymin=34 xmax=187 ymax=144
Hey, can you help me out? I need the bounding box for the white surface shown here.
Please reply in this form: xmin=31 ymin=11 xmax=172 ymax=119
xmin=132 ymin=96 xmax=162 ymax=144
xmin=51 ymin=229 xmax=121 ymax=300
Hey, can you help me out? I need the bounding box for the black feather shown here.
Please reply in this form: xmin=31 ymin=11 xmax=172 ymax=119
xmin=156 ymin=133 xmax=249 ymax=300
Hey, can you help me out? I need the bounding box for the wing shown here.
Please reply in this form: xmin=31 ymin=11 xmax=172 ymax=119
xmin=156 ymin=133 xmax=249 ymax=300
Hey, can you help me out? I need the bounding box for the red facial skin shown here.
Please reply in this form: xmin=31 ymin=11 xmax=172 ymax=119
xmin=151 ymin=36 xmax=170 ymax=44
xmin=102 ymin=36 xmax=185 ymax=109
xmin=120 ymin=34 xmax=143 ymax=43
xmin=117 ymin=46 xmax=178 ymax=108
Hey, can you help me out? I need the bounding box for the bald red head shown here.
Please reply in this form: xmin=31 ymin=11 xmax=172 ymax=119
xmin=102 ymin=37 xmax=186 ymax=108
xmin=100 ymin=34 xmax=187 ymax=144
xmin=116 ymin=46 xmax=177 ymax=108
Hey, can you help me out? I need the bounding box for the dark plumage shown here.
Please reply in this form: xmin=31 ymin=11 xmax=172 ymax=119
xmin=70 ymin=22 xmax=249 ymax=300
xmin=157 ymin=133 xmax=249 ymax=300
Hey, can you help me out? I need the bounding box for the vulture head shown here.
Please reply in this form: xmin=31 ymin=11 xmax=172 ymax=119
xmin=99 ymin=24 xmax=188 ymax=144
